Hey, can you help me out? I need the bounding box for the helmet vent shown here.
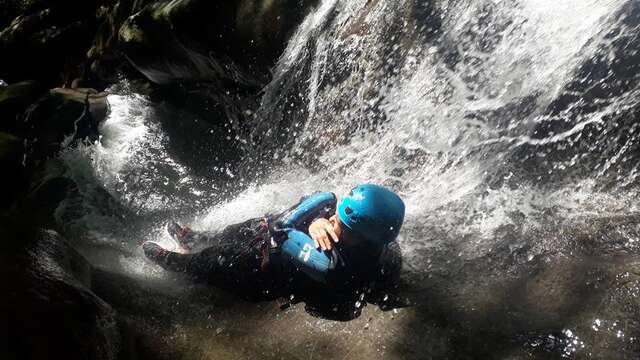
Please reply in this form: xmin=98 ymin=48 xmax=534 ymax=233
xmin=345 ymin=206 xmax=353 ymax=215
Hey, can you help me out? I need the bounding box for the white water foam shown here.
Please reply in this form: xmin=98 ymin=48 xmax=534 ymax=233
xmin=58 ymin=0 xmax=636 ymax=277
xmin=200 ymin=0 xmax=632 ymax=267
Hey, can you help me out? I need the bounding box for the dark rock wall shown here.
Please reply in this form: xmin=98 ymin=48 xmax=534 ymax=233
xmin=0 ymin=0 xmax=105 ymax=87
xmin=0 ymin=2 xmax=318 ymax=359
xmin=0 ymin=226 xmax=121 ymax=360
xmin=117 ymin=0 xmax=318 ymax=86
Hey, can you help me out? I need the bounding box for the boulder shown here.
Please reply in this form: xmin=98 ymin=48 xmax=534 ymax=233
xmin=0 ymin=1 xmax=104 ymax=87
xmin=0 ymin=80 xmax=46 ymax=135
xmin=118 ymin=0 xmax=319 ymax=86
xmin=24 ymin=87 xmax=109 ymax=164
xmin=513 ymin=2 xmax=640 ymax=186
xmin=84 ymin=0 xmax=156 ymax=87
xmin=51 ymin=88 xmax=110 ymax=123
xmin=0 ymin=225 xmax=120 ymax=360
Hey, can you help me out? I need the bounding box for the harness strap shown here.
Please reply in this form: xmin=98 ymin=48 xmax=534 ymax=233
xmin=258 ymin=216 xmax=273 ymax=272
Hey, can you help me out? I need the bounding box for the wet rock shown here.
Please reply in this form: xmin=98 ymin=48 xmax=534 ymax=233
xmin=521 ymin=261 xmax=606 ymax=326
xmin=0 ymin=80 xmax=47 ymax=135
xmin=513 ymin=2 xmax=640 ymax=187
xmin=24 ymin=87 xmax=109 ymax=164
xmin=0 ymin=225 xmax=120 ymax=360
xmin=0 ymin=0 xmax=18 ymax=30
xmin=0 ymin=1 xmax=104 ymax=87
xmin=14 ymin=176 xmax=79 ymax=229
xmin=118 ymin=0 xmax=318 ymax=86
xmin=89 ymin=266 xmax=429 ymax=360
xmin=51 ymin=88 xmax=110 ymax=123
xmin=0 ymin=131 xmax=22 ymax=166
xmin=0 ymin=131 xmax=24 ymax=208
xmin=246 ymin=0 xmax=439 ymax=169
xmin=86 ymin=0 xmax=156 ymax=86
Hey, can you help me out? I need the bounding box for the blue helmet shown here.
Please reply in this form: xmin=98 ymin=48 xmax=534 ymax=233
xmin=337 ymin=184 xmax=405 ymax=245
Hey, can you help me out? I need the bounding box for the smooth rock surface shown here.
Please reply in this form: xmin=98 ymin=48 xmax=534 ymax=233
xmin=0 ymin=226 xmax=120 ymax=360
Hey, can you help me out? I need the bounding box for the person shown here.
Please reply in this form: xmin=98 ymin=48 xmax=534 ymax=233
xmin=142 ymin=184 xmax=406 ymax=320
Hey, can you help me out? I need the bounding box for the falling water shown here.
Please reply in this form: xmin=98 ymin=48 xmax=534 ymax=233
xmin=59 ymin=0 xmax=640 ymax=358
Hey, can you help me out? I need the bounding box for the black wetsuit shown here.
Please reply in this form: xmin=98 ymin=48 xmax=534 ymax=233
xmin=147 ymin=192 xmax=402 ymax=320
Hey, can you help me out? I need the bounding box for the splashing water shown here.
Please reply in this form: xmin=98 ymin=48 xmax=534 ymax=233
xmin=239 ymin=0 xmax=639 ymax=266
xmin=59 ymin=0 xmax=640 ymax=357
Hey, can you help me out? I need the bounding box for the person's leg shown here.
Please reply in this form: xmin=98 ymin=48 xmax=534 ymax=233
xmin=142 ymin=242 xmax=231 ymax=280
xmin=144 ymin=219 xmax=277 ymax=299
xmin=142 ymin=242 xmax=194 ymax=272
xmin=166 ymin=221 xmax=222 ymax=251
xmin=167 ymin=218 xmax=265 ymax=251
xmin=143 ymin=241 xmax=274 ymax=297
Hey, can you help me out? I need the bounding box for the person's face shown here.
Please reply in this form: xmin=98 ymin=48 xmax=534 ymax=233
xmin=332 ymin=213 xmax=384 ymax=259
xmin=330 ymin=214 xmax=368 ymax=247
xmin=328 ymin=214 xmax=343 ymax=240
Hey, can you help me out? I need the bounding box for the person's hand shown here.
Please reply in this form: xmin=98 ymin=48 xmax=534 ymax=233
xmin=308 ymin=218 xmax=339 ymax=251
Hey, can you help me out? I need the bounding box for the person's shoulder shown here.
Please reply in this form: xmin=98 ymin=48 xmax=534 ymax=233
xmin=291 ymin=192 xmax=337 ymax=210
xmin=300 ymin=191 xmax=336 ymax=202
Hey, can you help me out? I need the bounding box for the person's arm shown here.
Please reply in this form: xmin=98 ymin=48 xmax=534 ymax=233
xmin=279 ymin=192 xmax=337 ymax=228
xmin=270 ymin=192 xmax=336 ymax=237
xmin=281 ymin=229 xmax=342 ymax=283
xmin=308 ymin=215 xmax=340 ymax=251
xmin=277 ymin=191 xmax=340 ymax=251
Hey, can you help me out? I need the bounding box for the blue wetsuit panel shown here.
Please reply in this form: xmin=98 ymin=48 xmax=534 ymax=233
xmin=278 ymin=192 xmax=337 ymax=231
xmin=281 ymin=230 xmax=332 ymax=283
xmin=269 ymin=192 xmax=338 ymax=283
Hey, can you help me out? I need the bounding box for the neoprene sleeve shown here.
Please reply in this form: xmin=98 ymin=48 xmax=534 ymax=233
xmin=272 ymin=192 xmax=339 ymax=283
xmin=274 ymin=192 xmax=337 ymax=232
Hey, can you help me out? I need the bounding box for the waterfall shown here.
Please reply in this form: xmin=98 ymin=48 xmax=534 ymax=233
xmin=57 ymin=1 xmax=640 ymax=356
